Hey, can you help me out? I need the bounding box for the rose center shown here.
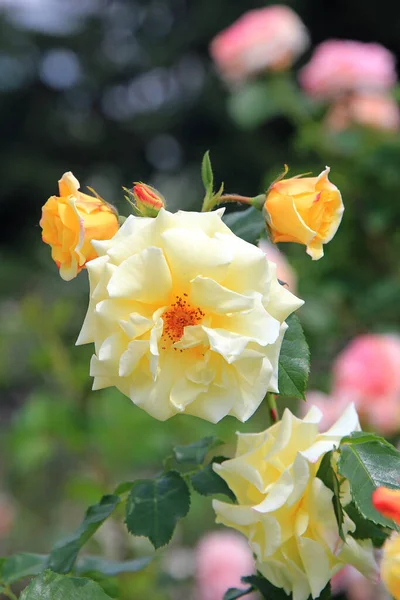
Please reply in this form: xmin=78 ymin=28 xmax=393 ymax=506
xmin=163 ymin=295 xmax=205 ymax=343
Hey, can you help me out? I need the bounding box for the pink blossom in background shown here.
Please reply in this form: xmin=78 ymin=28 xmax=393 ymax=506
xmin=195 ymin=531 xmax=256 ymax=600
xmin=332 ymin=565 xmax=385 ymax=600
xmin=332 ymin=334 xmax=400 ymax=435
xmin=258 ymin=239 xmax=297 ymax=292
xmin=210 ymin=5 xmax=309 ymax=83
xmin=326 ymin=93 xmax=400 ymax=132
xmin=299 ymin=40 xmax=397 ymax=99
xmin=300 ymin=391 xmax=350 ymax=431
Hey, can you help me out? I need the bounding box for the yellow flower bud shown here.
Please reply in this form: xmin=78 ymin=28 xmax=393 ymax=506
xmin=133 ymin=182 xmax=165 ymax=217
xmin=263 ymin=167 xmax=344 ymax=260
xmin=40 ymin=172 xmax=119 ymax=281
xmin=381 ymin=534 xmax=400 ymax=600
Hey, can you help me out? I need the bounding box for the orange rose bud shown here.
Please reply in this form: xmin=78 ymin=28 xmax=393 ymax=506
xmin=263 ymin=167 xmax=344 ymax=260
xmin=372 ymin=487 xmax=400 ymax=524
xmin=133 ymin=182 xmax=165 ymax=217
xmin=40 ymin=172 xmax=119 ymax=281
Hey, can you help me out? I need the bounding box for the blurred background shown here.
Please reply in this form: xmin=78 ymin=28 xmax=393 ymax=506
xmin=1 ymin=0 xmax=400 ymax=598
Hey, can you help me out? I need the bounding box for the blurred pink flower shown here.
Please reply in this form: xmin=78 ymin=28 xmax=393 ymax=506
xmin=332 ymin=565 xmax=381 ymax=600
xmin=195 ymin=531 xmax=256 ymax=600
xmin=326 ymin=93 xmax=400 ymax=132
xmin=300 ymin=391 xmax=350 ymax=431
xmin=210 ymin=5 xmax=309 ymax=83
xmin=332 ymin=334 xmax=400 ymax=434
xmin=258 ymin=239 xmax=297 ymax=292
xmin=299 ymin=40 xmax=397 ymax=99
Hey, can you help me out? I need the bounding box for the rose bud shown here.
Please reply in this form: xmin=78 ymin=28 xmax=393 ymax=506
xmin=132 ymin=183 xmax=165 ymax=217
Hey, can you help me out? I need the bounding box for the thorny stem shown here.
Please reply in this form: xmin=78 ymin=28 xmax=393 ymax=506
xmin=266 ymin=392 xmax=279 ymax=424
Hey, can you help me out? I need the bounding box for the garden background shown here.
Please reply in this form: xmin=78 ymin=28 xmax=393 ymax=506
xmin=1 ymin=1 xmax=400 ymax=598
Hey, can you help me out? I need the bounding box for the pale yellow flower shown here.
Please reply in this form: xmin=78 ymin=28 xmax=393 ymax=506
xmin=213 ymin=405 xmax=378 ymax=600
xmin=381 ymin=534 xmax=400 ymax=599
xmin=77 ymin=208 xmax=303 ymax=422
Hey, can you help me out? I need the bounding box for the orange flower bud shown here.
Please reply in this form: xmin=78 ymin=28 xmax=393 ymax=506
xmin=263 ymin=167 xmax=344 ymax=260
xmin=372 ymin=487 xmax=400 ymax=524
xmin=40 ymin=172 xmax=119 ymax=281
xmin=133 ymin=182 xmax=165 ymax=217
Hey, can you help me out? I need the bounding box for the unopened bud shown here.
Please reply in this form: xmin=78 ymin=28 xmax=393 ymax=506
xmin=133 ymin=183 xmax=165 ymax=217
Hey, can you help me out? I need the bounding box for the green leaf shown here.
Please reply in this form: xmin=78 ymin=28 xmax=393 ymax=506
xmin=1 ymin=553 xmax=48 ymax=585
xmin=48 ymin=495 xmax=120 ymax=574
xmin=75 ymin=556 xmax=152 ymax=577
xmin=278 ymin=314 xmax=310 ymax=400
xmin=228 ymin=81 xmax=283 ymax=130
xmin=20 ymin=570 xmax=113 ymax=599
xmin=344 ymin=502 xmax=387 ymax=547
xmin=223 ymin=587 xmax=253 ymax=600
xmin=338 ymin=438 xmax=400 ymax=527
xmin=222 ymin=207 xmax=265 ymax=244
xmin=125 ymin=471 xmax=190 ymax=549
xmin=340 ymin=431 xmax=394 ymax=448
xmin=113 ymin=481 xmax=134 ymax=495
xmin=191 ymin=457 xmax=236 ymax=501
xmin=316 ymin=452 xmax=345 ymax=541
xmin=201 ymin=151 xmax=213 ymax=196
xmin=173 ymin=436 xmax=223 ymax=465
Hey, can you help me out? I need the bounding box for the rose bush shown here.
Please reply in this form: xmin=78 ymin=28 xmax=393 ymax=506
xmin=77 ymin=208 xmax=303 ymax=422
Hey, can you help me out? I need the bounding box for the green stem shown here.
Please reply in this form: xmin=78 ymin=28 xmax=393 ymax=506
xmin=4 ymin=586 xmax=19 ymax=600
xmin=266 ymin=393 xmax=278 ymax=424
xmin=202 ymin=194 xmax=253 ymax=213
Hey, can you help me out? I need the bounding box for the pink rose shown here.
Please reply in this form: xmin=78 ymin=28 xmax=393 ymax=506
xmin=326 ymin=93 xmax=400 ymax=132
xmin=210 ymin=5 xmax=309 ymax=82
xmin=332 ymin=334 xmax=400 ymax=434
xmin=299 ymin=391 xmax=350 ymax=431
xmin=195 ymin=531 xmax=256 ymax=600
xmin=332 ymin=565 xmax=384 ymax=600
xmin=258 ymin=239 xmax=297 ymax=292
xmin=299 ymin=40 xmax=397 ymax=99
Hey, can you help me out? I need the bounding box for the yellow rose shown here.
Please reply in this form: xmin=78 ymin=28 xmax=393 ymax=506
xmin=76 ymin=208 xmax=303 ymax=422
xmin=263 ymin=167 xmax=344 ymax=260
xmin=381 ymin=534 xmax=400 ymax=599
xmin=213 ymin=405 xmax=378 ymax=600
xmin=40 ymin=172 xmax=119 ymax=281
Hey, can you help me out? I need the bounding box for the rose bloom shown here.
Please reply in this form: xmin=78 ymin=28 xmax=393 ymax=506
xmin=326 ymin=93 xmax=400 ymax=132
xmin=258 ymin=239 xmax=297 ymax=293
xmin=299 ymin=40 xmax=397 ymax=100
xmin=300 ymin=391 xmax=350 ymax=432
xmin=213 ymin=404 xmax=378 ymax=600
xmin=263 ymin=167 xmax=344 ymax=260
xmin=40 ymin=172 xmax=119 ymax=281
xmin=195 ymin=531 xmax=256 ymax=600
xmin=77 ymin=208 xmax=303 ymax=422
xmin=332 ymin=334 xmax=400 ymax=435
xmin=210 ymin=5 xmax=309 ymax=82
xmin=380 ymin=535 xmax=400 ymax=600
xmin=331 ymin=564 xmax=385 ymax=600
